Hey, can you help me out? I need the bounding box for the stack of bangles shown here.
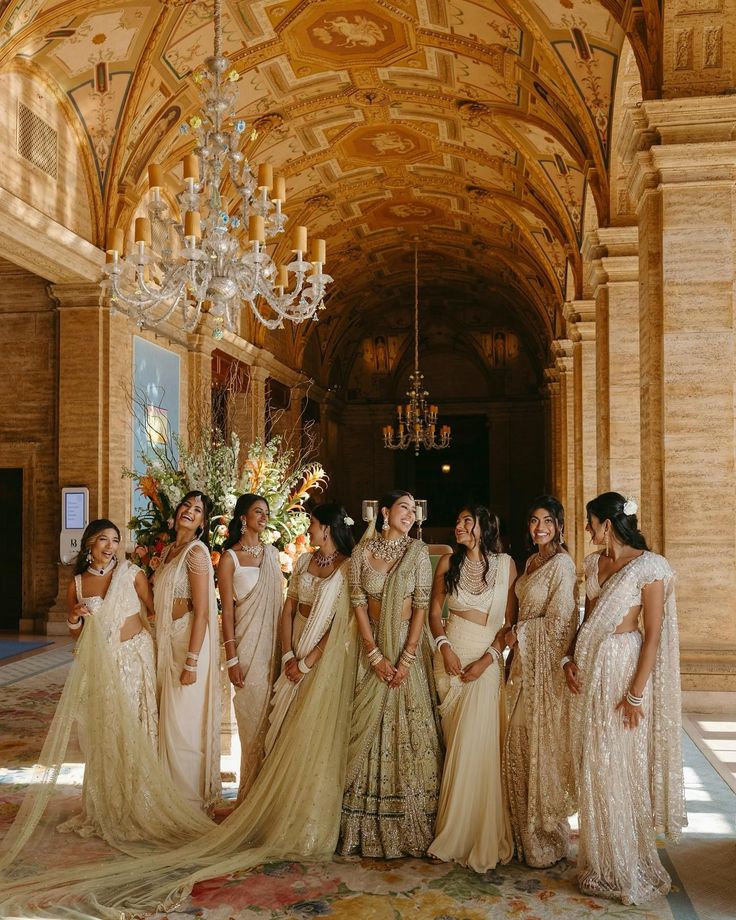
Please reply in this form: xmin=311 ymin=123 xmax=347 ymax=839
xmin=183 ymin=650 xmax=199 ymax=672
xmin=225 ymin=637 xmax=238 ymax=669
xmin=281 ymin=649 xmax=311 ymax=673
xmin=625 ymin=689 xmax=643 ymax=707
xmin=487 ymin=646 xmax=503 ymax=663
xmin=367 ymin=647 xmax=383 ymax=667
xmin=399 ymin=648 xmax=416 ymax=669
xmin=67 ymin=617 xmax=82 ymax=630
xmin=435 ymin=635 xmax=451 ymax=651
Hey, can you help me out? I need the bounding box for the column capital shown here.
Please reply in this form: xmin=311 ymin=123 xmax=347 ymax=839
xmin=48 ymin=282 xmax=102 ymax=310
xmin=248 ymin=363 xmax=271 ymax=383
xmin=563 ymin=301 xmax=596 ymax=342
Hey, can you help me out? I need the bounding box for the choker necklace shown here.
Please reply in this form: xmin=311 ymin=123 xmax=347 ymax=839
xmin=87 ymin=557 xmax=117 ymax=577
xmin=458 ymin=554 xmax=497 ymax=595
xmin=367 ymin=533 xmax=411 ymax=563
xmin=238 ymin=541 xmax=264 ymax=558
xmin=314 ymin=549 xmax=339 ymax=568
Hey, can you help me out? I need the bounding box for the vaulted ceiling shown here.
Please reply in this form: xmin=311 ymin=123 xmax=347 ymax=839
xmin=0 ymin=0 xmax=650 ymax=388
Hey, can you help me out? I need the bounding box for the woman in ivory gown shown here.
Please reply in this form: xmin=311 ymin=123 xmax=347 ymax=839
xmin=428 ymin=505 xmax=514 ymax=872
xmin=219 ymin=493 xmax=284 ymax=801
xmin=340 ymin=490 xmax=442 ymax=859
xmin=503 ymin=496 xmax=578 ymax=867
xmin=154 ymin=490 xmax=221 ymax=810
xmin=564 ymin=492 xmax=686 ymax=904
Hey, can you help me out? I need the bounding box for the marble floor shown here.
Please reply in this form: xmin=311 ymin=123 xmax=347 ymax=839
xmin=0 ymin=638 xmax=734 ymax=920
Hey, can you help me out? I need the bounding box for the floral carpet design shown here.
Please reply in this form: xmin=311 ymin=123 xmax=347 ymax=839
xmin=0 ymin=663 xmax=692 ymax=920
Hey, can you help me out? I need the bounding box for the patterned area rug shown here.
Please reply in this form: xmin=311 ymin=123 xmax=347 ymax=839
xmin=0 ymin=660 xmax=710 ymax=920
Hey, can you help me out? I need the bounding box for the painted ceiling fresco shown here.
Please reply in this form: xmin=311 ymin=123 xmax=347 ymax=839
xmin=0 ymin=0 xmax=641 ymax=382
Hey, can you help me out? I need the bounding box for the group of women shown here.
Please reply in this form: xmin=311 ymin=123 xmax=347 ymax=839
xmin=0 ymin=488 xmax=686 ymax=918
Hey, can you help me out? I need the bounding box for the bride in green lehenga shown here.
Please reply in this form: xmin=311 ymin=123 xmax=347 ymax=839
xmin=340 ymin=490 xmax=443 ymax=858
xmin=0 ymin=504 xmax=360 ymax=919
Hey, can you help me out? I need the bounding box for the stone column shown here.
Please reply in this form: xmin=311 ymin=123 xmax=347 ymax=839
xmin=47 ymin=283 xmax=105 ymax=633
xmin=544 ymin=366 xmax=561 ymax=497
xmin=187 ymin=333 xmax=213 ymax=443
xmin=590 ymin=227 xmax=641 ymax=499
xmin=629 ymin=96 xmax=736 ymax=690
xmin=553 ymin=340 xmax=576 ymax=564
xmin=232 ymin=365 xmax=268 ymax=447
xmin=564 ymin=303 xmax=596 ymax=572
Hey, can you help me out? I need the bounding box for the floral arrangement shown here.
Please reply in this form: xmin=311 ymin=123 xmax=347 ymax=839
xmin=125 ymin=433 xmax=326 ymax=576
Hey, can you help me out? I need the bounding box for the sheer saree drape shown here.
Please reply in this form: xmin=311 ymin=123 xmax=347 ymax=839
xmin=231 ymin=545 xmax=283 ymax=799
xmin=0 ymin=560 xmax=358 ymax=920
xmin=571 ymin=551 xmax=686 ymax=904
xmin=503 ymin=551 xmax=578 ymax=867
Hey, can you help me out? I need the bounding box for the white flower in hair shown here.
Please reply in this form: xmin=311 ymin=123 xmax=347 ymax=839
xmin=623 ymin=497 xmax=638 ymax=516
xmin=344 ymin=516 xmax=354 ymax=526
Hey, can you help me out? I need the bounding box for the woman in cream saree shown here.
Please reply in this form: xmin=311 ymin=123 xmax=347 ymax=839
xmin=219 ymin=493 xmax=284 ymax=801
xmin=340 ymin=490 xmax=442 ymax=858
xmin=564 ymin=492 xmax=686 ymax=905
xmin=0 ymin=508 xmax=359 ymax=919
xmin=503 ymin=496 xmax=578 ymax=868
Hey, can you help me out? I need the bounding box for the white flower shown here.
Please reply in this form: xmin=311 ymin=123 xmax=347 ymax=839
xmin=344 ymin=515 xmax=354 ymax=526
xmin=224 ymin=493 xmax=237 ymax=512
xmin=623 ymin=497 xmax=638 ymax=516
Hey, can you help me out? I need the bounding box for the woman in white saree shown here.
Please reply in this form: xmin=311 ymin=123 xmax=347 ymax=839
xmin=564 ymin=492 xmax=686 ymax=905
xmin=154 ymin=490 xmax=221 ymax=810
xmin=219 ymin=493 xmax=284 ymax=801
xmin=0 ymin=505 xmax=359 ymax=918
xmin=428 ymin=505 xmax=514 ymax=873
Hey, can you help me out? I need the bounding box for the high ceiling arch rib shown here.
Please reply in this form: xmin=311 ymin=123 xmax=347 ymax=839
xmin=0 ymin=0 xmax=643 ymax=374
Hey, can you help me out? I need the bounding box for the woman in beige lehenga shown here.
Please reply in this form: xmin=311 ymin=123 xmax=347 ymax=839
xmin=154 ymin=490 xmax=221 ymax=810
xmin=340 ymin=490 xmax=442 ymax=858
xmin=219 ymin=493 xmax=283 ymax=801
xmin=503 ymin=496 xmax=578 ymax=867
xmin=564 ymin=492 xmax=686 ymax=904
xmin=428 ymin=505 xmax=514 ymax=872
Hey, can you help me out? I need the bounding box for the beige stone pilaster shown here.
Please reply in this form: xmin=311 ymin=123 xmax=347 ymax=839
xmin=544 ymin=366 xmax=561 ymax=498
xmin=187 ymin=333 xmax=213 ymax=442
xmin=588 ymin=226 xmax=641 ymax=498
xmin=553 ymin=340 xmax=576 ymax=564
xmin=47 ymin=283 xmax=104 ymax=633
xmin=629 ymin=96 xmax=736 ymax=689
xmin=232 ymin=365 xmax=268 ymax=448
xmin=564 ymin=303 xmax=596 ymax=572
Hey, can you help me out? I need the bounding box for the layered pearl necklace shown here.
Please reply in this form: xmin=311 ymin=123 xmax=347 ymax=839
xmin=237 ymin=540 xmax=264 ymax=558
xmin=87 ymin=556 xmax=117 ymax=577
xmin=314 ymin=548 xmax=339 ymax=568
xmin=367 ymin=533 xmax=411 ymax=563
xmin=458 ymin=554 xmax=497 ymax=595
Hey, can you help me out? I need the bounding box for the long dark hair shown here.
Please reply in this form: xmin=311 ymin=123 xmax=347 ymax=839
xmin=172 ymin=490 xmax=213 ymax=549
xmin=375 ymin=490 xmax=414 ymax=533
xmin=524 ymin=495 xmax=567 ymax=554
xmin=312 ymin=502 xmax=355 ymax=557
xmin=73 ymin=519 xmax=121 ymax=575
xmin=222 ymin=493 xmax=269 ymax=551
xmin=445 ymin=505 xmax=503 ymax=596
xmin=586 ymin=491 xmax=649 ymax=550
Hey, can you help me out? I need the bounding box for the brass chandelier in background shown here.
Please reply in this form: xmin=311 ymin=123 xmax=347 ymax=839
xmin=102 ymin=0 xmax=332 ymax=337
xmin=383 ymin=242 xmax=451 ymax=455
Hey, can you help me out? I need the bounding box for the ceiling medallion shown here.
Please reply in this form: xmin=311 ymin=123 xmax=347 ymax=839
xmin=382 ymin=241 xmax=451 ymax=455
xmin=102 ymin=0 xmax=332 ymax=336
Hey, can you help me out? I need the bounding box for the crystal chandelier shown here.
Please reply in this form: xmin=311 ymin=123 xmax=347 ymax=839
xmin=382 ymin=243 xmax=451 ymax=455
xmin=102 ymin=0 xmax=332 ymax=336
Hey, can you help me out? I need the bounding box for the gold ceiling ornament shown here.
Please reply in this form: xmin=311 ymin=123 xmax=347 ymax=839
xmin=102 ymin=0 xmax=332 ymax=337
xmin=382 ymin=241 xmax=451 ymax=456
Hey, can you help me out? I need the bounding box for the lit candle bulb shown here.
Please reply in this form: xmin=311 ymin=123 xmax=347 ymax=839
xmin=183 ymin=154 xmax=199 ymax=181
xmin=257 ymin=163 xmax=273 ymax=190
xmin=272 ymin=176 xmax=286 ymax=203
xmin=148 ymin=163 xmax=164 ymax=189
xmin=396 ymin=404 xmax=403 ymax=417
xmin=107 ymin=227 xmax=124 ymax=254
xmin=310 ymin=238 xmax=326 ymax=264
xmin=275 ymin=265 xmax=289 ymax=289
xmin=184 ymin=210 xmax=201 ymax=239
xmin=248 ymin=214 xmax=265 ymax=243
xmin=292 ymin=225 xmax=307 ymax=253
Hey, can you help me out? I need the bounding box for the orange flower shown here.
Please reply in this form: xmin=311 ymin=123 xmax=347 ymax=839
xmin=138 ymin=475 xmax=163 ymax=510
xmin=210 ymin=551 xmax=221 ymax=567
xmin=295 ymin=533 xmax=307 ymax=545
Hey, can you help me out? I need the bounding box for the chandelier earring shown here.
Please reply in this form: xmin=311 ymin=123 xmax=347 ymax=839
xmin=605 ymin=529 xmax=611 ymax=557
xmin=85 ymin=549 xmax=93 ymax=564
xmin=382 ymin=518 xmax=390 ymax=534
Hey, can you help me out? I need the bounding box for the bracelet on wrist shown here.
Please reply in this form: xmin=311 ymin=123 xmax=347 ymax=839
xmin=282 ymin=650 xmax=295 ymax=664
xmin=561 ymin=655 xmax=573 ymax=670
xmin=488 ymin=646 xmax=502 ymax=662
xmin=186 ymin=651 xmax=199 ymax=661
xmin=399 ymin=651 xmax=416 ymax=669
xmin=435 ymin=636 xmax=450 ymax=650
xmin=297 ymin=658 xmax=312 ymax=674
xmin=183 ymin=663 xmax=198 ymax=672
xmin=626 ymin=690 xmax=644 ymax=707
xmin=67 ymin=618 xmax=82 ymax=630
xmin=367 ymin=647 xmax=383 ymax=665
xmin=226 ymin=656 xmax=239 ymax=668
xmin=223 ymin=638 xmax=236 ymax=647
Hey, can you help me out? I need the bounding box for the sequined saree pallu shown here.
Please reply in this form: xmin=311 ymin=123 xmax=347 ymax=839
xmin=503 ymin=551 xmax=578 ymax=867
xmin=571 ymin=551 xmax=686 ymax=905
xmin=340 ymin=539 xmax=443 ymax=859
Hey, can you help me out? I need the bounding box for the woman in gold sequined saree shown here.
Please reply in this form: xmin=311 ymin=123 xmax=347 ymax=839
xmin=502 ymin=496 xmax=578 ymax=868
xmin=564 ymin=492 xmax=686 ymax=905
xmin=339 ymin=490 xmax=443 ymax=858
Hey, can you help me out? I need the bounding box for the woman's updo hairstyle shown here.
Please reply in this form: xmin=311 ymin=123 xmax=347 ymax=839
xmin=223 ymin=493 xmax=269 ymax=551
xmin=586 ymin=491 xmax=649 ymax=551
xmin=312 ymin=502 xmax=355 ymax=557
xmin=172 ymin=490 xmax=214 ymax=548
xmin=73 ymin=519 xmax=121 ymax=576
xmin=445 ymin=505 xmax=503 ymax=596
xmin=375 ymin=490 xmax=414 ymax=533
xmin=524 ymin=495 xmax=567 ymax=554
